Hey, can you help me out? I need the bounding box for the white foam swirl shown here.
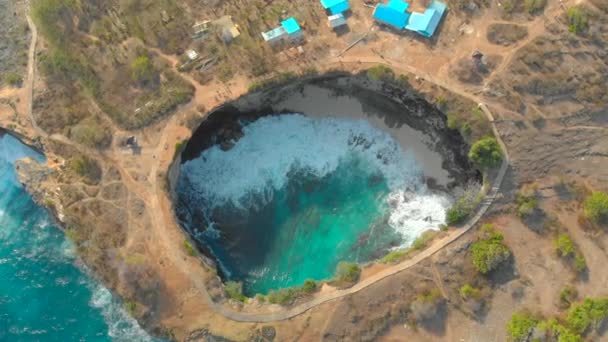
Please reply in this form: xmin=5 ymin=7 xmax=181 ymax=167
xmin=180 ymin=113 xmax=450 ymax=246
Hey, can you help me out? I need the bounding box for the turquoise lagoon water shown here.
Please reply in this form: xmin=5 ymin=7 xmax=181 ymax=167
xmin=0 ymin=133 xmax=156 ymax=341
xmin=178 ymin=114 xmax=449 ymax=295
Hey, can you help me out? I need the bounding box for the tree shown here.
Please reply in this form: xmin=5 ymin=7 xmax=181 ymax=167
xmin=583 ymin=192 xmax=608 ymax=224
xmin=130 ymin=55 xmax=156 ymax=84
xmin=566 ymin=298 xmax=608 ymax=334
xmin=470 ymin=225 xmax=511 ymax=274
xmin=507 ymin=313 xmax=538 ymax=341
xmin=468 ymin=137 xmax=503 ymax=168
xmin=567 ymin=7 xmax=588 ymax=34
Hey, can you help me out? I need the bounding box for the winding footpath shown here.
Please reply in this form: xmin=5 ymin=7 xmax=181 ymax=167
xmin=21 ymin=10 xmax=510 ymax=323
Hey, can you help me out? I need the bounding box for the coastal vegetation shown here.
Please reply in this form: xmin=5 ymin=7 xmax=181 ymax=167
xmin=446 ymin=183 xmax=484 ymax=225
xmin=468 ymin=137 xmax=503 ymax=168
xmin=335 ymin=262 xmax=361 ymax=283
xmin=224 ymin=281 xmax=246 ymax=302
xmin=507 ymin=297 xmax=608 ymax=341
xmin=183 ymin=240 xmax=196 ymax=256
xmin=446 ymin=107 xmax=492 ymax=142
xmin=470 ymin=224 xmax=511 ymax=274
xmin=583 ymin=191 xmax=608 ymax=225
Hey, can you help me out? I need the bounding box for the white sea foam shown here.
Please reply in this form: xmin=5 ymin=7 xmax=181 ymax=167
xmin=181 ymin=113 xmax=450 ymax=246
xmin=89 ymin=285 xmax=155 ymax=342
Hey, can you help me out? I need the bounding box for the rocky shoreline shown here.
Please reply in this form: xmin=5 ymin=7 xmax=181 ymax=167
xmin=171 ymin=73 xmax=481 ymax=290
xmin=178 ymin=73 xmax=479 ymax=193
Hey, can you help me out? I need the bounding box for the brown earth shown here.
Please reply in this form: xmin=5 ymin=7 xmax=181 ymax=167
xmin=2 ymin=0 xmax=608 ymax=341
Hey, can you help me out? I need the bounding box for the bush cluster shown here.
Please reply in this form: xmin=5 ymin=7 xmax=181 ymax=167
xmin=470 ymin=224 xmax=511 ymax=274
xmin=567 ymin=7 xmax=588 ymax=34
xmin=468 ymin=137 xmax=503 ymax=168
xmin=224 ymin=281 xmax=246 ymax=302
xmin=507 ymin=297 xmax=608 ymax=341
xmin=336 ymin=261 xmax=361 ymax=283
xmin=459 ymin=284 xmax=481 ymax=300
xmin=583 ymin=191 xmax=608 ymax=224
xmin=365 ymin=65 xmax=409 ymax=87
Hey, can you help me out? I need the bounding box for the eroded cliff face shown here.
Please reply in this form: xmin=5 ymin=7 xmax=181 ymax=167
xmin=171 ymin=74 xmax=481 ymax=295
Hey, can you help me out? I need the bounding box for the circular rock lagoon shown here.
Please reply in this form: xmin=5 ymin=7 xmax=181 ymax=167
xmin=174 ymin=75 xmax=478 ymax=295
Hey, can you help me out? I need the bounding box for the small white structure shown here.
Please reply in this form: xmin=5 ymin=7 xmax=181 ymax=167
xmin=328 ymin=13 xmax=347 ymax=28
xmin=186 ymin=49 xmax=199 ymax=60
xmin=192 ymin=21 xmax=210 ymax=40
xmin=213 ymin=16 xmax=241 ymax=43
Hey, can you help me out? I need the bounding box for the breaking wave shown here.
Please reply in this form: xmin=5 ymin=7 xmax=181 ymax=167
xmin=179 ymin=113 xmax=449 ymax=246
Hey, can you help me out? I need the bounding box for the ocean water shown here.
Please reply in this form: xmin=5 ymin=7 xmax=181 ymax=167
xmin=0 ymin=133 xmax=156 ymax=341
xmin=178 ymin=114 xmax=449 ymax=295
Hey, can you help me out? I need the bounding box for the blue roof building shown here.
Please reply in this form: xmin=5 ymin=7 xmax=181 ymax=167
xmin=405 ymin=0 xmax=447 ymax=37
xmin=262 ymin=17 xmax=303 ymax=43
xmin=321 ymin=0 xmax=350 ymax=15
xmin=373 ymin=0 xmax=411 ymax=30
xmin=281 ymin=17 xmax=301 ymax=35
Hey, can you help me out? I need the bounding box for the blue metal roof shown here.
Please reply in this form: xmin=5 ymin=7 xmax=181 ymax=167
xmin=388 ymin=0 xmax=409 ymax=12
xmin=373 ymin=0 xmax=410 ymax=29
xmin=321 ymin=0 xmax=350 ymax=14
xmin=404 ymin=0 xmax=447 ymax=37
xmin=281 ymin=17 xmax=301 ymax=34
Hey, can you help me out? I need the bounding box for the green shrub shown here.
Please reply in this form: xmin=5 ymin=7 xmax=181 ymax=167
xmin=124 ymin=300 xmax=137 ymax=314
xmin=380 ymin=249 xmax=408 ymax=263
xmin=183 ymin=240 xmax=196 ymax=256
xmin=470 ymin=224 xmax=511 ymax=274
xmin=566 ymin=298 xmax=608 ymax=334
xmin=515 ymin=186 xmax=539 ymax=218
xmin=524 ymin=0 xmax=546 ymax=13
xmin=301 ymin=279 xmax=317 ymax=294
xmin=224 ymin=281 xmax=246 ymax=302
xmin=469 ymin=137 xmax=503 ymax=168
xmin=4 ymin=72 xmax=23 ymax=87
xmin=366 ymin=65 xmax=394 ymax=81
xmin=67 ymin=155 xmax=102 ymax=184
xmin=131 ymin=55 xmax=156 ymax=83
xmin=507 ymin=313 xmax=538 ymax=341
xmin=459 ymin=284 xmax=481 ymax=300
xmin=335 ymin=261 xmax=361 ymax=283
xmin=574 ymin=254 xmax=587 ymax=273
xmin=416 ymin=288 xmax=442 ymax=302
xmin=555 ymin=233 xmax=576 ymax=257
xmin=559 ymin=285 xmax=578 ymax=309
xmin=583 ymin=191 xmax=608 ymax=224
xmin=446 ymin=204 xmax=469 ymax=225
xmin=267 ymin=287 xmax=297 ymax=305
xmin=411 ymin=230 xmax=436 ymax=250
xmin=567 ymin=7 xmax=588 ymax=34
xmin=446 ymin=186 xmax=484 ymax=225
xmin=535 ymin=319 xmax=582 ymax=342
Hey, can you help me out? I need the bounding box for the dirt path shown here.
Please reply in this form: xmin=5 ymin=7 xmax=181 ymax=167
xmin=24 ymin=13 xmax=46 ymax=138
xmin=18 ymin=5 xmax=516 ymax=326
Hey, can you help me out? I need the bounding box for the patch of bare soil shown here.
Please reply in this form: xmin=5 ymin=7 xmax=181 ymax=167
xmin=449 ymin=54 xmax=503 ymax=85
xmin=487 ymin=23 xmax=529 ymax=46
